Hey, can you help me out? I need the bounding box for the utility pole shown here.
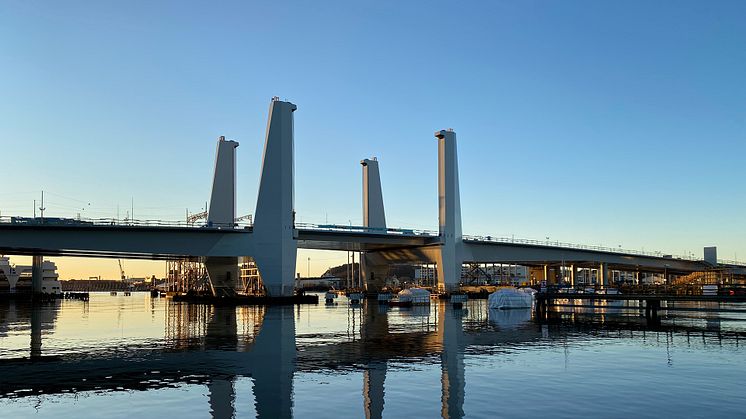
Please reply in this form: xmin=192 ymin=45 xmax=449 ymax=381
xmin=307 ymin=257 xmax=310 ymax=278
xmin=39 ymin=191 xmax=45 ymax=222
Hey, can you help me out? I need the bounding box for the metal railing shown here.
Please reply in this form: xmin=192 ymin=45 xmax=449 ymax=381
xmin=0 ymin=215 xmax=251 ymax=230
xmin=294 ymin=223 xmax=438 ymax=237
xmin=462 ymin=234 xmax=710 ymax=263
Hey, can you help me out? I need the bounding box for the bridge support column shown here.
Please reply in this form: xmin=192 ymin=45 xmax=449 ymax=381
xmin=205 ymin=136 xmax=240 ymax=296
xmin=435 ymin=130 xmax=463 ymax=293
xmin=253 ymin=99 xmax=298 ymax=297
xmin=361 ymin=158 xmax=386 ymax=230
xmin=205 ymin=257 xmax=240 ymax=297
xmin=569 ymin=264 xmax=576 ymax=288
xmin=362 ymin=253 xmax=389 ymax=292
xmin=32 ymin=255 xmax=43 ymax=294
xmin=360 ymin=158 xmax=389 ymax=292
xmin=599 ymin=263 xmax=608 ymax=288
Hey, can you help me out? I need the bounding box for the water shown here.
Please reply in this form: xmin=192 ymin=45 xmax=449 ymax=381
xmin=1 ymin=293 xmax=745 ymax=418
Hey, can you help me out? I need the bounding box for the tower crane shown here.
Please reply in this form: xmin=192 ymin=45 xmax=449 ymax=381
xmin=118 ymin=259 xmax=126 ymax=281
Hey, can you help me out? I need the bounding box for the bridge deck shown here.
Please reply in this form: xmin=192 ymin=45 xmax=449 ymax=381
xmin=0 ymin=221 xmax=744 ymax=274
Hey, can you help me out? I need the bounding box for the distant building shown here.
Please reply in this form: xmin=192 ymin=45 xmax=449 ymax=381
xmin=415 ymin=264 xmax=529 ymax=286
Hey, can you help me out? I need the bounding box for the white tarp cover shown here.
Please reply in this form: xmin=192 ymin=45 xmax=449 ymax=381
xmin=488 ymin=287 xmax=534 ymax=309
xmin=398 ymin=287 xmax=431 ymax=304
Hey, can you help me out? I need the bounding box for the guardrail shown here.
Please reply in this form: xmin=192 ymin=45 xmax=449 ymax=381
xmin=461 ymin=234 xmax=738 ymax=265
xmin=0 ymin=215 xmax=251 ymax=230
xmin=295 ymin=223 xmax=438 ymax=237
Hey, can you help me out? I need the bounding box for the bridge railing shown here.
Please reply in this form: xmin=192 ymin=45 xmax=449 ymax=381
xmin=0 ymin=215 xmax=252 ymax=230
xmin=461 ymin=234 xmax=708 ymax=263
xmin=295 ymin=223 xmax=438 ymax=237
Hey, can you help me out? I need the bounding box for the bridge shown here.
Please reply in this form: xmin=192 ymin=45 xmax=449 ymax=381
xmin=1 ymin=97 xmax=743 ymax=297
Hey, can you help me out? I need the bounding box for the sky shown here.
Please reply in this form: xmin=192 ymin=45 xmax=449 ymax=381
xmin=1 ymin=1 xmax=745 ymax=279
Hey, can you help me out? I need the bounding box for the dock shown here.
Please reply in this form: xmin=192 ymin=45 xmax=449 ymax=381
xmin=535 ymin=292 xmax=746 ymax=322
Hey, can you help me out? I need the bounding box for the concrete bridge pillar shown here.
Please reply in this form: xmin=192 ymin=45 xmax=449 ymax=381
xmin=253 ymin=99 xmax=298 ymax=297
xmin=31 ymin=255 xmax=43 ymax=294
xmin=206 ymin=136 xmax=240 ymax=296
xmin=599 ymin=263 xmax=608 ymax=288
xmin=435 ymin=130 xmax=463 ymax=293
xmin=362 ymin=253 xmax=389 ymax=292
xmin=205 ymin=257 xmax=240 ymax=297
xmin=207 ymin=136 xmax=239 ymax=228
xmin=360 ymin=158 xmax=390 ymax=292
xmin=361 ymin=158 xmax=386 ymax=231
xmin=569 ymin=264 xmax=576 ymax=287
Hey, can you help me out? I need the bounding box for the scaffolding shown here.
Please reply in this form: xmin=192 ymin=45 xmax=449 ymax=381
xmin=165 ymin=259 xmax=210 ymax=293
xmin=165 ymin=256 xmax=264 ymax=295
xmin=240 ymin=257 xmax=263 ymax=295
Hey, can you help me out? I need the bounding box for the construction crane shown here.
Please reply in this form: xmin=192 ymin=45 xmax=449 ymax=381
xmin=118 ymin=259 xmax=126 ymax=281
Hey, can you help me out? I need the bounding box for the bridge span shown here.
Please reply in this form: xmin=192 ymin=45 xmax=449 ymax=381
xmin=1 ymin=97 xmax=741 ymax=296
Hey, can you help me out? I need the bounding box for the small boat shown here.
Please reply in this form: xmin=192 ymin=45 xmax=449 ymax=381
xmin=392 ymin=287 xmax=431 ymax=306
xmin=488 ymin=287 xmax=534 ymax=309
xmin=325 ymin=291 xmax=338 ymax=303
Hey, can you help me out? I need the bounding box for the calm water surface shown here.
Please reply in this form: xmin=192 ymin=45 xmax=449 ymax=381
xmin=1 ymin=293 xmax=745 ymax=418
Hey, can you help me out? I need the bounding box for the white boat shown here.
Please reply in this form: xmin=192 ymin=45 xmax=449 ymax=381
xmin=395 ymin=287 xmax=431 ymax=305
xmin=488 ymin=287 xmax=534 ymax=309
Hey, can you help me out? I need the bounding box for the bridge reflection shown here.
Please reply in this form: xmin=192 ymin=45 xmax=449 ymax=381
xmin=0 ymin=299 xmax=744 ymax=418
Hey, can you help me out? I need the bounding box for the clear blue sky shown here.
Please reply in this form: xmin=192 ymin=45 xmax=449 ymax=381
xmin=1 ymin=1 xmax=745 ymax=278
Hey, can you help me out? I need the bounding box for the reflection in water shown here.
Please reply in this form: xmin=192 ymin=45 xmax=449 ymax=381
xmin=488 ymin=308 xmax=532 ymax=330
xmin=0 ymin=300 xmax=60 ymax=359
xmin=1 ymin=295 xmax=746 ymax=418
xmin=362 ymin=301 xmax=388 ymax=419
xmin=440 ymin=305 xmax=465 ymax=419
xmin=252 ymin=306 xmax=296 ymax=419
